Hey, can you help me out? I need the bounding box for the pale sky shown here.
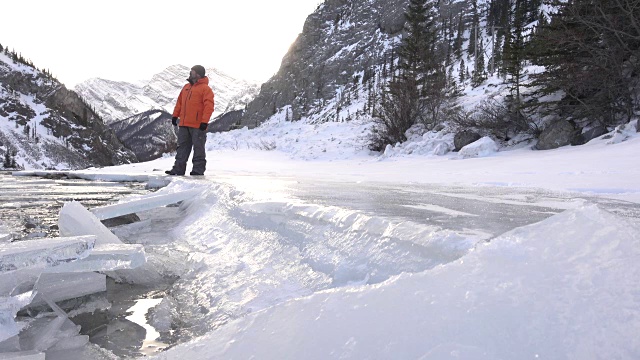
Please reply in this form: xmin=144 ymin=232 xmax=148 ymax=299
xmin=0 ymin=0 xmax=323 ymax=87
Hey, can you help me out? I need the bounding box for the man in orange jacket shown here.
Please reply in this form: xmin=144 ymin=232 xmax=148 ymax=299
xmin=166 ymin=65 xmax=215 ymax=176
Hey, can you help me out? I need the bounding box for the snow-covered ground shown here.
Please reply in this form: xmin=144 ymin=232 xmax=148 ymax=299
xmin=4 ymin=117 xmax=640 ymax=359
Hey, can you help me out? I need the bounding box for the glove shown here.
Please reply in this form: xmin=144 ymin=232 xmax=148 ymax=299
xmin=199 ymin=122 xmax=208 ymax=131
xmin=172 ymin=117 xmax=178 ymax=126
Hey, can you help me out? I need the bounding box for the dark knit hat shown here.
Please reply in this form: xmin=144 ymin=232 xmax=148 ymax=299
xmin=191 ymin=65 xmax=206 ymax=77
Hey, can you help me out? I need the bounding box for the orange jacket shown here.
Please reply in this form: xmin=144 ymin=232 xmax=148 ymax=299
xmin=172 ymin=77 xmax=215 ymax=128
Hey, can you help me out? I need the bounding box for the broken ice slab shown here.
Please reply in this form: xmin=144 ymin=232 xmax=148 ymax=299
xmin=0 ymin=232 xmax=11 ymax=243
xmin=17 ymin=314 xmax=83 ymax=354
xmin=146 ymin=175 xmax=171 ymax=189
xmin=0 ymin=236 xmax=96 ymax=273
xmin=11 ymin=171 xmax=67 ymax=178
xmin=16 ymin=294 xmax=87 ymax=354
xmin=0 ymin=303 xmax=19 ymax=344
xmin=43 ymin=243 xmax=146 ymax=274
xmin=0 ymin=350 xmax=45 ymax=359
xmin=0 ymin=292 xmax=35 ymax=343
xmin=0 ymin=270 xmax=39 ymax=298
xmin=57 ymin=202 xmax=147 ymax=270
xmin=90 ymin=188 xmax=202 ymax=220
xmin=58 ymin=202 xmax=123 ymax=246
xmin=27 ymin=273 xmax=106 ymax=308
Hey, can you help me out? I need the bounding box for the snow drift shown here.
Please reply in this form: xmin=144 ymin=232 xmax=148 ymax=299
xmin=153 ymin=204 xmax=640 ymax=359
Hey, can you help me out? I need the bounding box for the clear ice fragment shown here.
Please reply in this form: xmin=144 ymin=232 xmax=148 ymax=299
xmin=43 ymin=243 xmax=146 ymax=273
xmin=90 ymin=188 xmax=202 ymax=220
xmin=0 ymin=236 xmax=96 ymax=273
xmin=27 ymin=273 xmax=106 ymax=308
xmin=58 ymin=202 xmax=122 ymax=246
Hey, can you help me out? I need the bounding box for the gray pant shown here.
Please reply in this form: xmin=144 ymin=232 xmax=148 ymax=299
xmin=171 ymin=126 xmax=207 ymax=175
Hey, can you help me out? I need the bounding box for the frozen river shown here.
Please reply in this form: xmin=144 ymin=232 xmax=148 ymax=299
xmin=2 ymin=171 xmax=640 ymax=359
xmin=215 ymin=174 xmax=640 ymax=240
xmin=0 ymin=171 xmax=148 ymax=240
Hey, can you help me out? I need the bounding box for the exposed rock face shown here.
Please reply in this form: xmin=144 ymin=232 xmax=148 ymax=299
xmin=536 ymin=120 xmax=579 ymax=150
xmin=108 ymin=110 xmax=176 ymax=162
xmin=240 ymin=0 xmax=408 ymax=127
xmin=0 ymin=52 xmax=136 ymax=169
xmin=454 ymin=130 xmax=482 ymax=151
xmin=572 ymin=126 xmax=608 ymax=145
xmin=76 ymin=65 xmax=259 ymax=123
xmin=208 ymin=110 xmax=244 ymax=133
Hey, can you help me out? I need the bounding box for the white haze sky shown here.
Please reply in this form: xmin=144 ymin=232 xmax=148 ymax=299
xmin=0 ymin=0 xmax=322 ymax=86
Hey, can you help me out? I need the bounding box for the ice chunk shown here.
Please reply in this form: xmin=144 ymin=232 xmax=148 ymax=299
xmin=0 ymin=292 xmax=35 ymax=343
xmin=0 ymin=334 xmax=20 ymax=353
xmin=0 ymin=304 xmax=19 ymax=344
xmin=27 ymin=273 xmax=106 ymax=308
xmin=146 ymin=175 xmax=171 ymax=189
xmin=0 ymin=226 xmax=11 ymax=243
xmin=90 ymin=188 xmax=202 ymax=220
xmin=58 ymin=202 xmax=122 ymax=246
xmin=0 ymin=270 xmax=40 ymax=298
xmin=11 ymin=171 xmax=66 ymax=178
xmin=18 ymin=316 xmax=66 ymax=351
xmin=43 ymin=243 xmax=146 ymax=273
xmin=0 ymin=350 xmax=45 ymax=359
xmin=47 ymin=334 xmax=89 ymax=351
xmin=17 ymin=294 xmax=85 ymax=354
xmin=0 ymin=236 xmax=96 ymax=273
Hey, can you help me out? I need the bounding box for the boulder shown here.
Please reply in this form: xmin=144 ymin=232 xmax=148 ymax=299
xmin=454 ymin=130 xmax=482 ymax=151
xmin=571 ymin=126 xmax=608 ymax=145
xmin=535 ymin=121 xmax=578 ymax=150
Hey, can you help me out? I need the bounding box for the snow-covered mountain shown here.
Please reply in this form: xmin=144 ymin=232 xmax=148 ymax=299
xmin=0 ymin=50 xmax=136 ymax=170
xmin=75 ymin=65 xmax=259 ymax=123
xmin=241 ymin=0 xmax=638 ymax=156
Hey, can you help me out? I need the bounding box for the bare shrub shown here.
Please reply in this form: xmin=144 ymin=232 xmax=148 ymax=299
xmin=451 ymin=98 xmax=540 ymax=142
xmin=257 ymin=139 xmax=277 ymax=151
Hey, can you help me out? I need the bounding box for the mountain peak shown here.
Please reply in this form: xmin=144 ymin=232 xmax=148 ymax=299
xmin=76 ymin=65 xmax=259 ymax=123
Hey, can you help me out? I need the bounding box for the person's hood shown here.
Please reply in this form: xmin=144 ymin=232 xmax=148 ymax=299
xmin=188 ymin=76 xmax=209 ymax=86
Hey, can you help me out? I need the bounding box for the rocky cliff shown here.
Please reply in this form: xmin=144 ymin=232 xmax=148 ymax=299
xmin=109 ymin=110 xmax=176 ymax=162
xmin=0 ymin=50 xmax=136 ymax=170
xmin=240 ymin=0 xmax=408 ymax=127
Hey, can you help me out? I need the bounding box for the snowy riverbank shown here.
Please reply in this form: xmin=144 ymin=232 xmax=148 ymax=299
xmin=2 ymin=120 xmax=640 ymax=359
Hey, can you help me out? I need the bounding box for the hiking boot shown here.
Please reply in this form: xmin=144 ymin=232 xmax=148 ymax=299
xmin=165 ymin=170 xmax=184 ymax=176
xmin=189 ymin=171 xmax=204 ymax=176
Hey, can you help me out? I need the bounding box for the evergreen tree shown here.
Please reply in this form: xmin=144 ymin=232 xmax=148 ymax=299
xmin=372 ymin=0 xmax=440 ymax=149
xmin=467 ymin=0 xmax=480 ymax=58
xmin=3 ymin=152 xmax=11 ymax=169
xmin=529 ymin=0 xmax=640 ymax=126
xmin=472 ymin=37 xmax=487 ymax=87
xmin=502 ymin=0 xmax=526 ymax=99
xmin=453 ymin=14 xmax=465 ymax=58
xmin=398 ymin=0 xmax=436 ymax=80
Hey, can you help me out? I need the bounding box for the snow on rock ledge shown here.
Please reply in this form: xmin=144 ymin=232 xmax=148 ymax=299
xmin=458 ymin=136 xmax=499 ymax=159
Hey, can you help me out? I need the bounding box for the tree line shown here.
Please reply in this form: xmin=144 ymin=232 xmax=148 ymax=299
xmin=0 ymin=42 xmax=58 ymax=81
xmin=370 ymin=0 xmax=640 ymax=150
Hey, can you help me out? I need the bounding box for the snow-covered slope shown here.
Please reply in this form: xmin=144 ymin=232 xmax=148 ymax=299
xmin=75 ymin=65 xmax=259 ymax=123
xmin=0 ymin=51 xmax=136 ymax=170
